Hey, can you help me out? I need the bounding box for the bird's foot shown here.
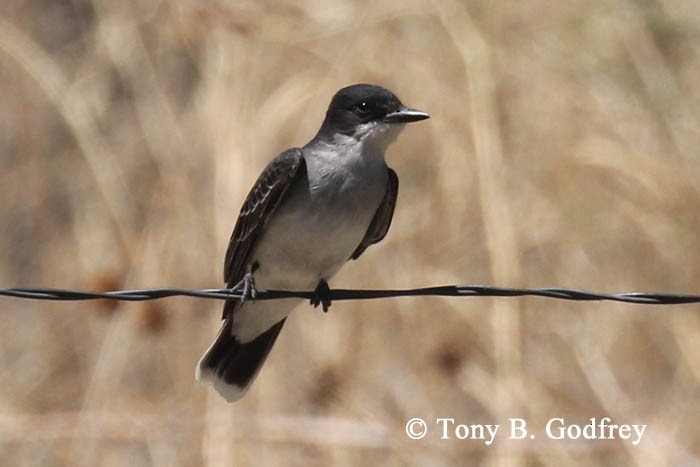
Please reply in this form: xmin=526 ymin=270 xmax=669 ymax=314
xmin=231 ymin=272 xmax=257 ymax=306
xmin=310 ymin=279 xmax=332 ymax=313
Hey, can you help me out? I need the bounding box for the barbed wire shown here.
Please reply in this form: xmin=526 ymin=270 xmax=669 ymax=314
xmin=0 ymin=285 xmax=699 ymax=305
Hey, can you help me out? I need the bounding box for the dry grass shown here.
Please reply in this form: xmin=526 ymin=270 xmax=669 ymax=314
xmin=1 ymin=0 xmax=700 ymax=465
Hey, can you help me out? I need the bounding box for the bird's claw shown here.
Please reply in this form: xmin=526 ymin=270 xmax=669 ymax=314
xmin=232 ymin=272 xmax=257 ymax=307
xmin=310 ymin=279 xmax=332 ymax=313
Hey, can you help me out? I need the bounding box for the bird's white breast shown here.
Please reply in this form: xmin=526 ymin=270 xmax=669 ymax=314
xmin=252 ymin=139 xmax=388 ymax=290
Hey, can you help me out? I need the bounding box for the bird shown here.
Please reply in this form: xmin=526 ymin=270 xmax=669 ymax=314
xmin=196 ymin=83 xmax=429 ymax=402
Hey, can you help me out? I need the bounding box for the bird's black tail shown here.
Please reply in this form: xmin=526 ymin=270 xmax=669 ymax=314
xmin=195 ymin=317 xmax=286 ymax=402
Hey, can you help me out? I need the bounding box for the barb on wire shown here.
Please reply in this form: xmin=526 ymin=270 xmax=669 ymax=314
xmin=0 ymin=285 xmax=699 ymax=305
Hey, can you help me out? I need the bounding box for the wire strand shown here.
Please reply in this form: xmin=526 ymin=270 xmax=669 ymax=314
xmin=0 ymin=285 xmax=698 ymax=305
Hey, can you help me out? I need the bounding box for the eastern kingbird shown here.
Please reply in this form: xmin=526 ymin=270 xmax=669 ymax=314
xmin=196 ymin=84 xmax=429 ymax=402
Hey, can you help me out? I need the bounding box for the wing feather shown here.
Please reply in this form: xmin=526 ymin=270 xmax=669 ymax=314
xmin=222 ymin=148 xmax=305 ymax=318
xmin=350 ymin=167 xmax=399 ymax=260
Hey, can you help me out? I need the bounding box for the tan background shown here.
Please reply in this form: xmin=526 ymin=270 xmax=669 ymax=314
xmin=1 ymin=0 xmax=699 ymax=465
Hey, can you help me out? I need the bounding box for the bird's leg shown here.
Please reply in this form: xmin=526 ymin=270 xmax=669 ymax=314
xmin=310 ymin=279 xmax=332 ymax=313
xmin=231 ymin=271 xmax=257 ymax=306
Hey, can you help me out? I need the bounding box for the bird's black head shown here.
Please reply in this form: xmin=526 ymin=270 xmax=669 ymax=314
xmin=315 ymin=84 xmax=429 ymax=141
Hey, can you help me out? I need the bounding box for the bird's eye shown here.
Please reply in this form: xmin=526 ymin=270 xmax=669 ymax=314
xmin=354 ymin=101 xmax=370 ymax=115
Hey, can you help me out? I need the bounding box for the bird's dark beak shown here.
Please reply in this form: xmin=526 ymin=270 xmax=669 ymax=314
xmin=383 ymin=106 xmax=430 ymax=124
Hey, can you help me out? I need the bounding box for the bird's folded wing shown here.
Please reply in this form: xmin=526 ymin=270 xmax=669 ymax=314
xmin=350 ymin=167 xmax=399 ymax=260
xmin=222 ymin=148 xmax=306 ymax=318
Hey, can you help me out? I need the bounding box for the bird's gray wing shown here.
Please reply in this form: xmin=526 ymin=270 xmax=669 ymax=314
xmin=222 ymin=148 xmax=306 ymax=318
xmin=350 ymin=167 xmax=398 ymax=260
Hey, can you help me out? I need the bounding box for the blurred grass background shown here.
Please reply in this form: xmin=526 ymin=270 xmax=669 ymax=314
xmin=1 ymin=0 xmax=699 ymax=465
